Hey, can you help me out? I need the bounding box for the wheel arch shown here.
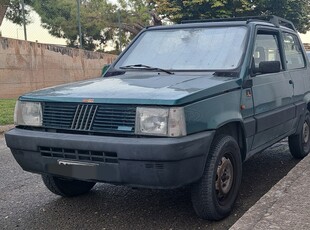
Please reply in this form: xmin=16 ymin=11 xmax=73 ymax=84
xmin=303 ymin=92 xmax=310 ymax=111
xmin=292 ymin=96 xmax=310 ymax=135
xmin=213 ymin=121 xmax=247 ymax=161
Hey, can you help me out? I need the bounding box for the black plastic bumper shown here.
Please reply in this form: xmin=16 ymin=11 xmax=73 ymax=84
xmin=5 ymin=128 xmax=215 ymax=189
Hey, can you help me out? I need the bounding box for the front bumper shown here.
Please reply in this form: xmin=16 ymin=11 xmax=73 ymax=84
xmin=5 ymin=128 xmax=215 ymax=189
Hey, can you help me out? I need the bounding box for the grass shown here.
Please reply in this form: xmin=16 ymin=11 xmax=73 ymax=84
xmin=0 ymin=99 xmax=16 ymax=126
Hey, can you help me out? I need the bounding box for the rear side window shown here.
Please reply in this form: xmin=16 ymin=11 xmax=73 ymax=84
xmin=283 ymin=33 xmax=305 ymax=70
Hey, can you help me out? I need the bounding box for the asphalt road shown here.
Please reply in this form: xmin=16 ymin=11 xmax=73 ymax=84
xmin=0 ymin=135 xmax=300 ymax=230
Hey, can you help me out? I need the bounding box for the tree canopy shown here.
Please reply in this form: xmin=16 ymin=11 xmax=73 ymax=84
xmin=2 ymin=0 xmax=33 ymax=25
xmin=253 ymin=0 xmax=310 ymax=33
xmin=151 ymin=0 xmax=310 ymax=33
xmin=32 ymin=0 xmax=159 ymax=51
xmin=2 ymin=0 xmax=310 ymax=51
xmin=1 ymin=0 xmax=158 ymax=51
xmin=151 ymin=0 xmax=252 ymax=22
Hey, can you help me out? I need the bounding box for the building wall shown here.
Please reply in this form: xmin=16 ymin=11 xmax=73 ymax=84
xmin=0 ymin=37 xmax=116 ymax=99
xmin=304 ymin=43 xmax=310 ymax=51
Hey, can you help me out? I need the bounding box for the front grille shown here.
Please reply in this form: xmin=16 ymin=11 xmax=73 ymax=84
xmin=40 ymin=147 xmax=118 ymax=164
xmin=42 ymin=103 xmax=136 ymax=134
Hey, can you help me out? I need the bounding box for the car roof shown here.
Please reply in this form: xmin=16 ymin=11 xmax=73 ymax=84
xmin=147 ymin=15 xmax=296 ymax=33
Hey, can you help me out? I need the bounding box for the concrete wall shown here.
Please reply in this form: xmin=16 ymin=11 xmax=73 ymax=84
xmin=0 ymin=37 xmax=116 ymax=98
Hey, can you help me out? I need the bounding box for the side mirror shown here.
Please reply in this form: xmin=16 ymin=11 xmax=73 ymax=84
xmin=258 ymin=61 xmax=281 ymax=74
xmin=101 ymin=64 xmax=110 ymax=77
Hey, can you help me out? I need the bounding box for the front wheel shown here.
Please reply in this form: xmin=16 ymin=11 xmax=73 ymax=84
xmin=191 ymin=135 xmax=242 ymax=220
xmin=42 ymin=174 xmax=96 ymax=197
xmin=289 ymin=112 xmax=310 ymax=159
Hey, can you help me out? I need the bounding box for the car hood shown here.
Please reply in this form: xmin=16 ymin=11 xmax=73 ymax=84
xmin=20 ymin=73 xmax=242 ymax=105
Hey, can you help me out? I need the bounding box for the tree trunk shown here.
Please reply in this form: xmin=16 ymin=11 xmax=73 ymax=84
xmin=0 ymin=5 xmax=8 ymax=26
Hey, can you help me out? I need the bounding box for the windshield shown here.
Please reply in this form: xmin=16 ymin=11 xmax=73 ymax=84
xmin=115 ymin=26 xmax=248 ymax=71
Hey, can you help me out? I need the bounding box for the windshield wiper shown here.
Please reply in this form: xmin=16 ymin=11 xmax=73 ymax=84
xmin=119 ymin=64 xmax=174 ymax=75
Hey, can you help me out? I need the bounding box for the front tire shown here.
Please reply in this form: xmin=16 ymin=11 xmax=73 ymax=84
xmin=42 ymin=174 xmax=96 ymax=197
xmin=191 ymin=135 xmax=242 ymax=220
xmin=289 ymin=112 xmax=310 ymax=159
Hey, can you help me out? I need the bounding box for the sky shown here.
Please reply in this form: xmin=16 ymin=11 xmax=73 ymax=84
xmin=1 ymin=9 xmax=310 ymax=45
xmin=0 ymin=10 xmax=67 ymax=45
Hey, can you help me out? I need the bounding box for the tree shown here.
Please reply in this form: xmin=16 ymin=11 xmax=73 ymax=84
xmin=30 ymin=0 xmax=99 ymax=50
xmin=0 ymin=1 xmax=9 ymax=26
xmin=150 ymin=0 xmax=252 ymax=23
xmin=151 ymin=0 xmax=310 ymax=33
xmin=13 ymin=0 xmax=159 ymax=51
xmin=79 ymin=0 xmax=161 ymax=50
xmin=0 ymin=0 xmax=157 ymax=51
xmin=252 ymin=0 xmax=310 ymax=33
xmin=2 ymin=0 xmax=310 ymax=51
xmin=1 ymin=0 xmax=33 ymax=25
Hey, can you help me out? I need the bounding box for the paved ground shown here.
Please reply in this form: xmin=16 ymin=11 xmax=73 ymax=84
xmin=231 ymin=149 xmax=310 ymax=230
xmin=0 ymin=134 xmax=300 ymax=229
xmin=0 ymin=125 xmax=14 ymax=134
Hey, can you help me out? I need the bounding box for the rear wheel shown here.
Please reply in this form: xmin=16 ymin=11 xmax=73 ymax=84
xmin=289 ymin=112 xmax=310 ymax=159
xmin=191 ymin=135 xmax=242 ymax=220
xmin=42 ymin=174 xmax=96 ymax=197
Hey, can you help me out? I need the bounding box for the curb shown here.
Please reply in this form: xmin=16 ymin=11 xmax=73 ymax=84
xmin=230 ymin=153 xmax=310 ymax=230
xmin=0 ymin=124 xmax=14 ymax=134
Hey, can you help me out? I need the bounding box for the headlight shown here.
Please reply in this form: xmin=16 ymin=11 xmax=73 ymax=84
xmin=14 ymin=101 xmax=43 ymax=126
xmin=136 ymin=107 xmax=186 ymax=137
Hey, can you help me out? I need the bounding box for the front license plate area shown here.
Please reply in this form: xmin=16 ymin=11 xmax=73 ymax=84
xmin=47 ymin=160 xmax=99 ymax=180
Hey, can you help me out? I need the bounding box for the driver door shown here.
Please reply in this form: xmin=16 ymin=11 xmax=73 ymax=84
xmin=251 ymin=30 xmax=295 ymax=150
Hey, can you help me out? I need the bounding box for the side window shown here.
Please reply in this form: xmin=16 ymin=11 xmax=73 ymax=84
xmin=283 ymin=33 xmax=305 ymax=70
xmin=253 ymin=33 xmax=282 ymax=71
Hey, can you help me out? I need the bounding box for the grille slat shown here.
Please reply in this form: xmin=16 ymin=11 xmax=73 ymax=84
xmin=94 ymin=116 xmax=136 ymax=121
xmin=45 ymin=120 xmax=72 ymax=125
xmin=96 ymin=115 xmax=134 ymax=119
xmin=73 ymin=105 xmax=84 ymax=129
xmin=97 ymin=107 xmax=136 ymax=111
xmin=93 ymin=119 xmax=135 ymax=125
xmin=43 ymin=103 xmax=136 ymax=134
xmin=84 ymin=105 xmax=92 ymax=130
xmin=45 ymin=108 xmax=76 ymax=111
xmin=88 ymin=105 xmax=98 ymax=130
xmin=92 ymin=123 xmax=135 ymax=128
xmin=40 ymin=147 xmax=118 ymax=164
xmin=44 ymin=116 xmax=73 ymax=120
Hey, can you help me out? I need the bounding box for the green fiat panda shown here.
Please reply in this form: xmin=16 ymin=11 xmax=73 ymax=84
xmin=5 ymin=16 xmax=310 ymax=220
